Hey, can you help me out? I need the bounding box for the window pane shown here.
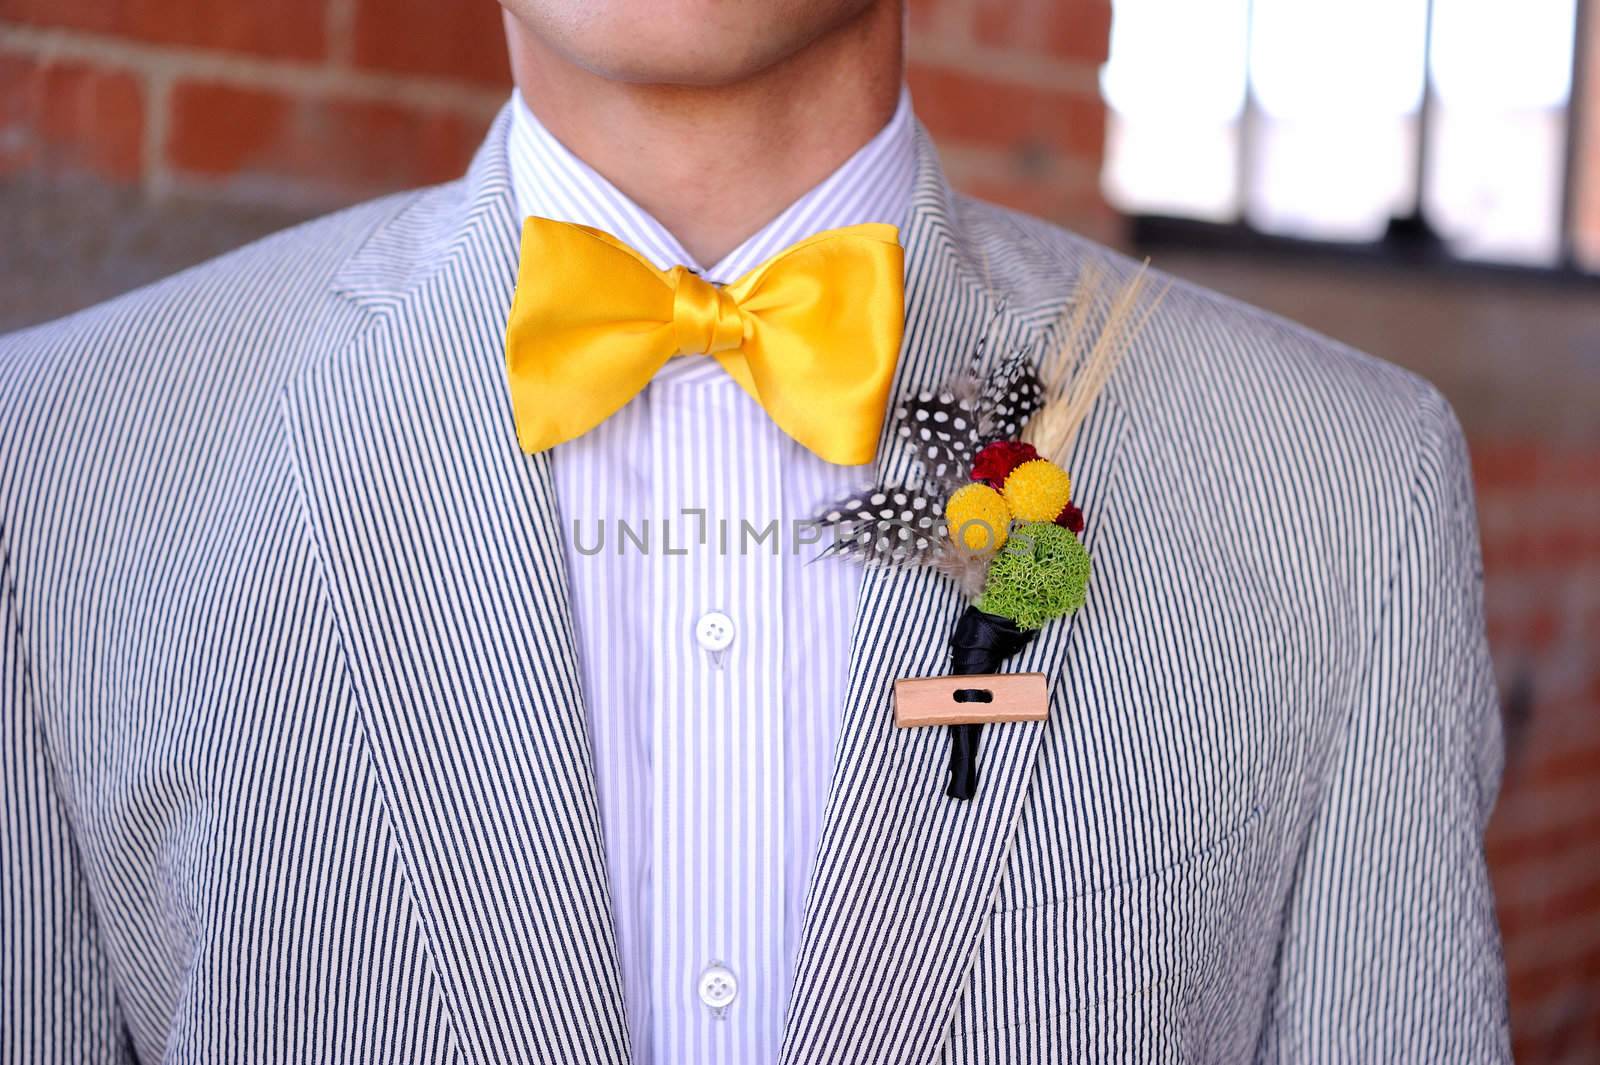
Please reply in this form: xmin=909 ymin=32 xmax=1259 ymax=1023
xmin=1431 ymin=0 xmax=1577 ymax=108
xmin=1251 ymin=0 xmax=1429 ymax=117
xmin=1427 ymin=0 xmax=1578 ymax=265
xmin=1103 ymin=115 xmax=1243 ymax=221
xmin=1101 ymin=0 xmax=1251 ymax=219
xmin=1245 ymin=0 xmax=1430 ymax=241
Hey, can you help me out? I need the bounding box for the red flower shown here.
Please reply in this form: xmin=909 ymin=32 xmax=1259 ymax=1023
xmin=970 ymin=440 xmax=1038 ymax=487
xmin=1055 ymin=501 xmax=1085 ymax=534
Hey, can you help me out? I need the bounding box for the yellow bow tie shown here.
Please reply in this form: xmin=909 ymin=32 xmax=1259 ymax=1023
xmin=503 ymin=218 xmax=905 ymax=465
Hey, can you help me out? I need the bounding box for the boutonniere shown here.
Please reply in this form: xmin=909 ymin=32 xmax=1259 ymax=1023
xmin=814 ymin=262 xmax=1164 ymax=799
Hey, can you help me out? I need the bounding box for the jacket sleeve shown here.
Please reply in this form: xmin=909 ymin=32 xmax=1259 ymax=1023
xmin=1254 ymin=389 xmax=1511 ymax=1061
xmin=2 ymin=536 xmax=129 ymax=1062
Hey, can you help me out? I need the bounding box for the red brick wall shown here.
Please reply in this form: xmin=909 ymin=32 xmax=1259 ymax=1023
xmin=0 ymin=0 xmax=1112 ymax=229
xmin=1478 ymin=439 xmax=1600 ymax=1063
xmin=2 ymin=1 xmax=1598 ymax=1061
xmin=0 ymin=0 xmax=508 ymax=202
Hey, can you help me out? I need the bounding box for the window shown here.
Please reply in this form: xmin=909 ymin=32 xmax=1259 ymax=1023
xmin=1102 ymin=0 xmax=1598 ymax=273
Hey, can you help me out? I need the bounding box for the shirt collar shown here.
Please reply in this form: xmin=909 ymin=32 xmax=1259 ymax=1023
xmin=507 ymin=86 xmax=917 ymax=285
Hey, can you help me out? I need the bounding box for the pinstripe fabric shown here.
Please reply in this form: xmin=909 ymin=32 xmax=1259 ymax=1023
xmin=506 ymin=88 xmax=915 ymax=1064
xmin=0 ymin=103 xmax=1508 ymax=1064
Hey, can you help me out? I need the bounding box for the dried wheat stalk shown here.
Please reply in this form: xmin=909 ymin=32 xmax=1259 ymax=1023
xmin=1023 ymin=260 xmax=1168 ymax=466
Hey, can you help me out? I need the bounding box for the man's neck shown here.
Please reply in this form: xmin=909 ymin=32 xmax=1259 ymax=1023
xmin=503 ymin=4 xmax=903 ymax=266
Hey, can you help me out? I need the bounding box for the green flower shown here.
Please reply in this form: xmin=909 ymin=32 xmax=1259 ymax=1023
xmin=975 ymin=521 xmax=1091 ymax=630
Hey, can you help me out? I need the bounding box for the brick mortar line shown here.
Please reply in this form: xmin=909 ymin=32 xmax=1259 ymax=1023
xmin=144 ymin=66 xmax=174 ymax=196
xmin=1502 ymin=921 xmax=1600 ymax=973
xmin=1503 ymin=998 xmax=1600 ymax=1046
xmin=0 ymin=23 xmax=506 ymax=115
xmin=325 ymin=0 xmax=356 ymax=67
xmin=920 ymin=0 xmax=978 ymax=38
xmin=155 ymin=169 xmax=381 ymax=213
xmin=907 ymin=36 xmax=1102 ymax=95
xmin=939 ymin=143 xmax=1102 ymax=184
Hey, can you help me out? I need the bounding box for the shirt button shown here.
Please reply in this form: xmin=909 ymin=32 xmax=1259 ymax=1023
xmin=694 ymin=610 xmax=736 ymax=652
xmin=697 ymin=962 xmax=738 ymax=1010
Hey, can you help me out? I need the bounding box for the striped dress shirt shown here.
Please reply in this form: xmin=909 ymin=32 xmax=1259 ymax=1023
xmin=506 ymin=89 xmax=918 ymax=1063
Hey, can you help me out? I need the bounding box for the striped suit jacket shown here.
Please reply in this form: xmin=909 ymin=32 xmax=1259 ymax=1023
xmin=1 ymin=110 xmax=1509 ymax=1063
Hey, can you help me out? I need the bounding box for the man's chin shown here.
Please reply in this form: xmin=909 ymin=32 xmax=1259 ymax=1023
xmin=556 ymin=29 xmax=826 ymax=90
xmin=502 ymin=0 xmax=883 ymax=91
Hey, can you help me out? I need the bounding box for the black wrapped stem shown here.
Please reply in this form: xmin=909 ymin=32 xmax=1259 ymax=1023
xmin=945 ymin=605 xmax=1037 ymax=799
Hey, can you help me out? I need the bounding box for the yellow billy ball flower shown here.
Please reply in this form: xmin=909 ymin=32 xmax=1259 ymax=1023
xmin=944 ymin=482 xmax=1011 ymax=553
xmin=1003 ymin=459 xmax=1073 ymax=522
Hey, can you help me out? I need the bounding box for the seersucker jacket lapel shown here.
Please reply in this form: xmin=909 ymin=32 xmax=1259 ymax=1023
xmin=779 ymin=132 xmax=1126 ymax=1063
xmin=280 ymin=110 xmax=1124 ymax=1064
xmin=280 ymin=111 xmax=631 ymax=1065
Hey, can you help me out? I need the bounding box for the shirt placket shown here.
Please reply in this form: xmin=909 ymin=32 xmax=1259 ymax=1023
xmin=650 ymin=367 xmax=787 ymax=1063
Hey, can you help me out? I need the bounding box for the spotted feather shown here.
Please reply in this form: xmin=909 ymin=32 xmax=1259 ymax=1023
xmin=813 ymin=487 xmax=946 ymax=567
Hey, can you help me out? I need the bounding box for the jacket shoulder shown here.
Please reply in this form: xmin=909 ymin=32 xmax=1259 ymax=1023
xmin=954 ymin=194 xmax=1457 ymax=454
xmin=955 ymin=196 xmax=1475 ymax=630
xmin=0 ymin=186 xmax=424 ymax=530
xmin=0 ymin=189 xmax=413 ymax=382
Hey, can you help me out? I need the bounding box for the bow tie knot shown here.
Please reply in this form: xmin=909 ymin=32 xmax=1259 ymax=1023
xmin=670 ymin=267 xmax=747 ymax=357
